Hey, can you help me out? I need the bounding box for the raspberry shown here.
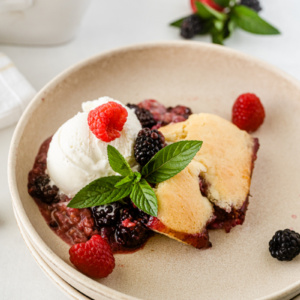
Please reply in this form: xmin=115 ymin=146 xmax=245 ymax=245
xmin=241 ymin=0 xmax=262 ymax=12
xmin=88 ymin=102 xmax=128 ymax=142
xmin=232 ymin=93 xmax=265 ymax=132
xmin=269 ymin=229 xmax=300 ymax=261
xmin=69 ymin=235 xmax=115 ymax=278
xmin=190 ymin=0 xmax=223 ymax=13
xmin=126 ymin=103 xmax=157 ymax=128
xmin=134 ymin=128 xmax=166 ymax=166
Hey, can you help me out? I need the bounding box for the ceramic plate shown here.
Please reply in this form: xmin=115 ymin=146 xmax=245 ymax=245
xmin=8 ymin=41 xmax=300 ymax=300
xmin=13 ymin=207 xmax=90 ymax=300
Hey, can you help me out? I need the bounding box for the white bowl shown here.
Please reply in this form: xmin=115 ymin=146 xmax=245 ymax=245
xmin=0 ymin=0 xmax=91 ymax=45
xmin=8 ymin=41 xmax=300 ymax=300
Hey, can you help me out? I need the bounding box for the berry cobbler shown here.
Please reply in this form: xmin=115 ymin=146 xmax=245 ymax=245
xmin=28 ymin=96 xmax=260 ymax=277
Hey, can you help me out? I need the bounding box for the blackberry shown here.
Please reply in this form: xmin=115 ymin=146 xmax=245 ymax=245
xmin=115 ymin=208 xmax=150 ymax=248
xmin=180 ymin=14 xmax=204 ymax=39
xmin=28 ymin=174 xmax=59 ymax=204
xmin=269 ymin=229 xmax=300 ymax=261
xmin=240 ymin=0 xmax=262 ymax=12
xmin=92 ymin=202 xmax=121 ymax=229
xmin=134 ymin=128 xmax=166 ymax=166
xmin=126 ymin=103 xmax=157 ymax=128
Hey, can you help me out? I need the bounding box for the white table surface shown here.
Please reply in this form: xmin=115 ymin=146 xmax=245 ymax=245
xmin=1 ymin=0 xmax=300 ymax=299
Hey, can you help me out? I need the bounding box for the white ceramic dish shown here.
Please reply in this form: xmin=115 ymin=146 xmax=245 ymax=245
xmin=0 ymin=0 xmax=91 ymax=45
xmin=8 ymin=41 xmax=300 ymax=300
xmin=13 ymin=207 xmax=91 ymax=300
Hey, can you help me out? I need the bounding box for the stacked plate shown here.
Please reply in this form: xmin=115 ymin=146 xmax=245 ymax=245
xmin=8 ymin=42 xmax=300 ymax=300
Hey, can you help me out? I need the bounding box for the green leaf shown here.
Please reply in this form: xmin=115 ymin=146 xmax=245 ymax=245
xmin=211 ymin=28 xmax=224 ymax=45
xmin=198 ymin=19 xmax=213 ymax=35
xmin=170 ymin=16 xmax=189 ymax=28
xmin=231 ymin=5 xmax=280 ymax=35
xmin=132 ymin=172 xmax=141 ymax=184
xmin=67 ymin=176 xmax=132 ymax=209
xmin=210 ymin=19 xmax=226 ymax=44
xmin=226 ymin=19 xmax=236 ymax=38
xmin=195 ymin=1 xmax=227 ymax=20
xmin=214 ymin=19 xmax=224 ymax=31
xmin=213 ymin=0 xmax=230 ymax=7
xmin=130 ymin=179 xmax=158 ymax=217
xmin=107 ymin=145 xmax=133 ymax=176
xmin=142 ymin=140 xmax=203 ymax=184
xmin=114 ymin=175 xmax=133 ymax=188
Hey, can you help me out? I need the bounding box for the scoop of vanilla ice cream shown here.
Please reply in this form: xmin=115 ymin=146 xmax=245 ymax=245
xmin=46 ymin=97 xmax=141 ymax=197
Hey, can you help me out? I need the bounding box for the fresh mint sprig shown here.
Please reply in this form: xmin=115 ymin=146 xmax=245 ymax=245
xmin=67 ymin=141 xmax=202 ymax=216
xmin=170 ymin=0 xmax=280 ymax=45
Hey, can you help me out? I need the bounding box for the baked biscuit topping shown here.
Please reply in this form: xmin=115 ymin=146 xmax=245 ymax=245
xmin=159 ymin=113 xmax=255 ymax=212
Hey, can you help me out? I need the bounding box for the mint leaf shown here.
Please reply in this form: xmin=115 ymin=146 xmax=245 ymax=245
xmin=231 ymin=5 xmax=280 ymax=35
xmin=130 ymin=179 xmax=158 ymax=216
xmin=170 ymin=16 xmax=189 ymax=28
xmin=133 ymin=172 xmax=141 ymax=184
xmin=211 ymin=28 xmax=224 ymax=45
xmin=213 ymin=0 xmax=230 ymax=7
xmin=68 ymin=176 xmax=132 ymax=209
xmin=114 ymin=175 xmax=133 ymax=188
xmin=213 ymin=19 xmax=224 ymax=31
xmin=224 ymin=19 xmax=236 ymax=38
xmin=107 ymin=145 xmax=133 ymax=177
xmin=195 ymin=1 xmax=226 ymax=20
xmin=114 ymin=172 xmax=141 ymax=188
xmin=142 ymin=140 xmax=203 ymax=184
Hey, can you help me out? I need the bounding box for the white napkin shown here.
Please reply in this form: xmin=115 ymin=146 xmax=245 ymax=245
xmin=0 ymin=53 xmax=36 ymax=129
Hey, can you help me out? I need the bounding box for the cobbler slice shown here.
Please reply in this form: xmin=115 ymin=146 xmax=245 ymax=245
xmin=147 ymin=113 xmax=259 ymax=247
xmin=147 ymin=160 xmax=214 ymax=249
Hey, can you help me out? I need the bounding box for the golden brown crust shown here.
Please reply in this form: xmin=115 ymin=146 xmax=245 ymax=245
xmin=155 ymin=161 xmax=214 ymax=235
xmin=159 ymin=113 xmax=255 ymax=212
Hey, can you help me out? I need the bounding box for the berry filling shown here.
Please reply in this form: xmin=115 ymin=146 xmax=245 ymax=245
xmin=200 ymin=138 xmax=259 ymax=232
xmin=126 ymin=103 xmax=157 ymax=128
xmin=92 ymin=201 xmax=153 ymax=253
xmin=28 ymin=137 xmax=152 ymax=252
xmin=137 ymin=99 xmax=192 ymax=128
xmin=208 ymin=199 xmax=249 ymax=233
xmin=28 ymin=138 xmax=98 ymax=245
xmin=147 ymin=217 xmax=211 ymax=249
xmin=28 ymin=98 xmax=259 ymax=260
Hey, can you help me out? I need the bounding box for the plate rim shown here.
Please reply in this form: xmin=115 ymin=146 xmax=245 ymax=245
xmin=8 ymin=41 xmax=300 ymax=300
xmin=13 ymin=206 xmax=90 ymax=300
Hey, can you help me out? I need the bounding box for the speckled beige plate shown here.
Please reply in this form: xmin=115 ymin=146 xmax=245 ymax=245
xmin=13 ymin=206 xmax=90 ymax=300
xmin=8 ymin=41 xmax=300 ymax=300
